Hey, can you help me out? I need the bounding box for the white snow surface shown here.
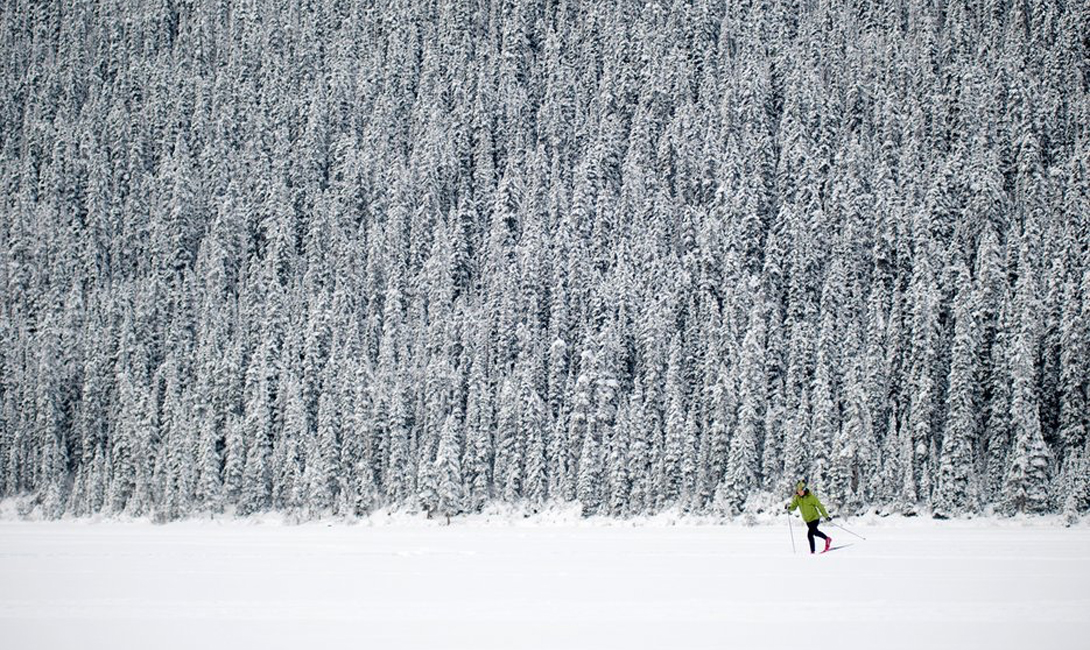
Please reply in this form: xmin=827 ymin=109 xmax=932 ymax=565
xmin=1 ymin=512 xmax=1087 ymax=650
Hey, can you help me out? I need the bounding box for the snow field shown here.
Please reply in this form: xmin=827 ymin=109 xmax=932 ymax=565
xmin=0 ymin=518 xmax=1087 ymax=650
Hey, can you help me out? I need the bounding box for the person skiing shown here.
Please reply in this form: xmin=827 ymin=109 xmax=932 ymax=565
xmin=786 ymin=480 xmax=833 ymax=554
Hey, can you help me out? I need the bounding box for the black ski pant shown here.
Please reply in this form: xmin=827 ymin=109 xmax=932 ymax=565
xmin=806 ymin=520 xmax=829 ymax=553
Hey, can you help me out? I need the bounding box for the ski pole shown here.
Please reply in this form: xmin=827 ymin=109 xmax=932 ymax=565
xmin=830 ymin=520 xmax=866 ymax=541
xmin=787 ymin=510 xmax=796 ymax=554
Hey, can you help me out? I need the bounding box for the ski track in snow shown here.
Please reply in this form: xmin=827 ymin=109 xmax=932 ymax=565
xmin=0 ymin=521 xmax=1087 ymax=650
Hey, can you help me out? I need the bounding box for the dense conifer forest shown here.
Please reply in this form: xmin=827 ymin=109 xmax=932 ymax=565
xmin=1 ymin=0 xmax=1087 ymax=521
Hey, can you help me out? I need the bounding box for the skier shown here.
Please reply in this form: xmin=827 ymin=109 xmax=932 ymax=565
xmin=786 ymin=480 xmax=833 ymax=554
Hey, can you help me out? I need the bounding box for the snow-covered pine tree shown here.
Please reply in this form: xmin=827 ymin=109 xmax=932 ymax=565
xmin=759 ymin=299 xmax=787 ymax=493
xmin=623 ymin=379 xmax=651 ymax=514
xmin=576 ymin=413 xmax=603 ymax=516
xmin=306 ymin=390 xmax=338 ymax=516
xmin=568 ymin=347 xmax=596 ymax=505
xmin=520 ymin=358 xmax=549 ymax=506
xmin=905 ymin=242 xmax=940 ymax=512
xmin=934 ymin=262 xmax=981 ymax=518
xmin=661 ymin=334 xmax=688 ymax=507
xmin=340 ymin=350 xmax=379 ymax=517
xmin=718 ymin=302 xmax=765 ymax=514
xmin=274 ymin=366 xmax=306 ymax=514
xmin=238 ymin=339 xmax=275 ymax=516
xmin=462 ymin=332 xmax=494 ymax=510
xmin=606 ymin=397 xmax=632 ymax=517
xmin=493 ymin=376 xmax=522 ymax=504
xmin=435 ymin=413 xmax=464 ymax=524
xmin=1056 ymin=163 xmax=1088 ymax=509
xmin=974 ymin=222 xmax=1009 ymax=501
xmin=810 ymin=251 xmax=845 ymax=492
xmin=1004 ymin=224 xmax=1052 ymax=515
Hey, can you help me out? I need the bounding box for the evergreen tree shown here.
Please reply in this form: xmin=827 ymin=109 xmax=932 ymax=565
xmin=576 ymin=411 xmax=604 ymax=516
xmin=494 ymin=376 xmax=522 ymax=503
xmin=1056 ymin=210 xmax=1088 ymax=504
xmin=1004 ymin=228 xmax=1052 ymax=514
xmin=719 ymin=303 xmax=765 ymax=514
xmin=905 ymin=248 xmax=940 ymax=511
xmin=661 ymin=334 xmax=688 ymax=507
xmin=463 ymin=334 xmax=494 ymax=510
xmin=934 ymin=263 xmax=981 ymax=517
xmin=306 ymin=390 xmax=338 ymax=515
xmin=832 ymin=354 xmax=876 ymax=514
xmin=435 ymin=413 xmax=464 ymax=523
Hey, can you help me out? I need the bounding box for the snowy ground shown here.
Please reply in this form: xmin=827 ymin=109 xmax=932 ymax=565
xmin=0 ymin=514 xmax=1087 ymax=650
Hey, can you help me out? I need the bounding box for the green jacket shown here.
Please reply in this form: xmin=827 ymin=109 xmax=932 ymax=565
xmin=787 ymin=491 xmax=829 ymax=523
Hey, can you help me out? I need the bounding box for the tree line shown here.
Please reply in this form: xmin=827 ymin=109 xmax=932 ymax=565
xmin=0 ymin=0 xmax=1087 ymax=521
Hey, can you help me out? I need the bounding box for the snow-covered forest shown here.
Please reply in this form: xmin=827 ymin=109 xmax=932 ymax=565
xmin=0 ymin=0 xmax=1087 ymax=522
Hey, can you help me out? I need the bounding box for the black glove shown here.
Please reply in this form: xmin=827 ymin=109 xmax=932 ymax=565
xmin=824 ymin=516 xmax=833 ymax=523
xmin=785 ymin=503 xmax=791 ymax=510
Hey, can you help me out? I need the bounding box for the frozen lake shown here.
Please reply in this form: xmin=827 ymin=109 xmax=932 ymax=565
xmin=1 ymin=517 xmax=1087 ymax=649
